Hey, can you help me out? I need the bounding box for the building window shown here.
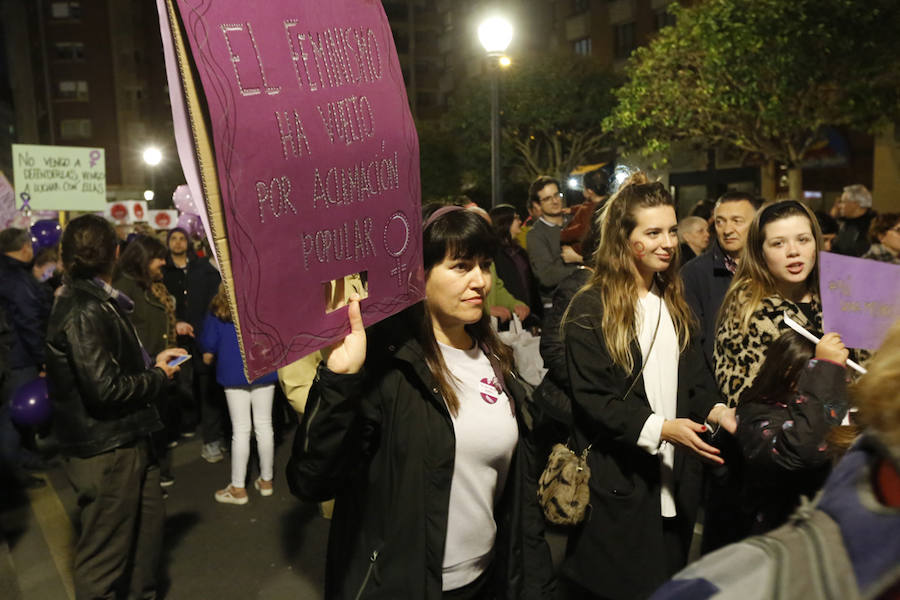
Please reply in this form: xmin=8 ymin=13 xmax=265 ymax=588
xmin=574 ymin=0 xmax=589 ymax=13
xmin=655 ymin=9 xmax=676 ymax=31
xmin=50 ymin=2 xmax=81 ymax=19
xmin=613 ymin=22 xmax=636 ymax=59
xmin=60 ymin=119 xmax=91 ymax=139
xmin=573 ymin=38 xmax=592 ymax=56
xmin=57 ymin=80 xmax=89 ymax=101
xmin=53 ymin=42 xmax=85 ymax=61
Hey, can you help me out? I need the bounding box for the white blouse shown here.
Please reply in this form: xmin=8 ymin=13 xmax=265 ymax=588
xmin=635 ymin=287 xmax=680 ymax=518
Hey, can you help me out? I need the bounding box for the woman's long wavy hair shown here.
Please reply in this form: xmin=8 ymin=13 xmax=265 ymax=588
xmin=565 ymin=172 xmax=694 ymax=374
xmin=718 ymin=200 xmax=823 ymax=334
xmin=419 ymin=205 xmax=514 ymax=416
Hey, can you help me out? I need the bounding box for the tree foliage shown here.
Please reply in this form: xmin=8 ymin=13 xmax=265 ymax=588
xmin=445 ymin=54 xmax=620 ymax=191
xmin=605 ymin=0 xmax=900 ymax=172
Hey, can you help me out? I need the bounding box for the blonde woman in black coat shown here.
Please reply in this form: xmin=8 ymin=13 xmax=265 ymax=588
xmin=560 ymin=174 xmax=735 ymax=599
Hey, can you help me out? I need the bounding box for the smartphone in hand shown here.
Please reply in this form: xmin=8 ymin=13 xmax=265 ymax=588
xmin=167 ymin=354 xmax=192 ymax=368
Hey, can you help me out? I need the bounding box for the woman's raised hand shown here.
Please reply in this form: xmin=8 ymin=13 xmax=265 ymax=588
xmin=816 ymin=332 xmax=848 ymax=365
xmin=324 ymin=294 xmax=367 ymax=375
xmin=661 ymin=418 xmax=724 ymax=465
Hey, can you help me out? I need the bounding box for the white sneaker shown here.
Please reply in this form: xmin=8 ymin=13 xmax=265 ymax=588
xmin=201 ymin=443 xmax=224 ymax=463
xmin=254 ymin=477 xmax=274 ymax=497
xmin=214 ymin=485 xmax=248 ymax=505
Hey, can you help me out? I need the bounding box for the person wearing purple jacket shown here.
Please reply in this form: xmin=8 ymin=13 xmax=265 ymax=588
xmin=198 ymin=284 xmax=277 ymax=505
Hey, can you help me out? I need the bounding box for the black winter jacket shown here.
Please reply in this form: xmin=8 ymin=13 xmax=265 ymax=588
xmin=161 ymin=255 xmax=220 ymax=334
xmin=562 ymin=288 xmax=719 ymax=599
xmin=286 ymin=308 xmax=554 ymax=600
xmin=735 ymin=359 xmax=849 ymax=535
xmin=45 ymin=279 xmax=166 ymax=458
xmin=0 ymin=254 xmax=51 ymax=369
xmin=681 ymin=240 xmax=734 ymax=372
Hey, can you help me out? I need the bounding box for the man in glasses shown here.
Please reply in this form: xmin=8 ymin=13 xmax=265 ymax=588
xmin=525 ymin=175 xmax=582 ymax=308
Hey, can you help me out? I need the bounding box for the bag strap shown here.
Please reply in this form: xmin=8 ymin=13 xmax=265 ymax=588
xmin=580 ymin=294 xmax=663 ymax=454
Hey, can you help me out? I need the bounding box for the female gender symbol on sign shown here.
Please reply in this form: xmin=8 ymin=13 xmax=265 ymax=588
xmin=383 ymin=211 xmax=410 ymax=287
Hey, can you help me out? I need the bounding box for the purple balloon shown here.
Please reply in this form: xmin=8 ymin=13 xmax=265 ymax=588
xmin=31 ymin=219 xmax=62 ymax=252
xmin=10 ymin=378 xmax=52 ymax=427
xmin=176 ymin=212 xmax=202 ymax=238
xmin=172 ymin=185 xmax=199 ymax=215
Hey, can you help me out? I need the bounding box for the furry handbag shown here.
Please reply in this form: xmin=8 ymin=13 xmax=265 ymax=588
xmin=537 ymin=300 xmax=661 ymax=526
xmin=537 ymin=442 xmax=592 ymax=525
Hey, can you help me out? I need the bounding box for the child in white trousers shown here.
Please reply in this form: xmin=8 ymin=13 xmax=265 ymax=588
xmin=198 ymin=285 xmax=278 ymax=504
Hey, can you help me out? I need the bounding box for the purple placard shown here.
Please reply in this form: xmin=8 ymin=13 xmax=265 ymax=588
xmin=820 ymin=251 xmax=900 ymax=350
xmin=169 ymin=0 xmax=424 ymax=379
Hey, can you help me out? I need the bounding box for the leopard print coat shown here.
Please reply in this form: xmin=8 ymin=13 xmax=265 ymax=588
xmin=714 ymin=294 xmax=822 ymax=407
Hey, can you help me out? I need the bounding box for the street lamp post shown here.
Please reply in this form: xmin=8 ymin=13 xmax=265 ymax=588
xmin=142 ymin=147 xmax=162 ymax=208
xmin=478 ymin=17 xmax=513 ymax=208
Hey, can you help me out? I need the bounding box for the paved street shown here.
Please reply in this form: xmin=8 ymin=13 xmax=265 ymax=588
xmin=0 ymin=423 xmax=330 ymax=600
xmin=1 ymin=420 xmax=569 ymax=600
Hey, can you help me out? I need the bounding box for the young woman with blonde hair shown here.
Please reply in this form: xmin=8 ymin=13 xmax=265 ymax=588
xmin=714 ymin=200 xmax=833 ymax=407
xmin=560 ymin=173 xmax=734 ymax=599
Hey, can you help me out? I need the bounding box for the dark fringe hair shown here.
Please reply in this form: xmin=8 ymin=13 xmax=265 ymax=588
xmin=113 ymin=235 xmax=167 ymax=289
xmin=421 ymin=206 xmax=514 ymax=416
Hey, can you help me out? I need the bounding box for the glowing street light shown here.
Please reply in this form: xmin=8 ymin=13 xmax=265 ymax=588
xmin=478 ymin=16 xmax=513 ymax=208
xmin=142 ymin=147 xmax=163 ymax=206
xmin=142 ymin=147 xmax=162 ymax=166
xmin=478 ymin=17 xmax=514 ymax=55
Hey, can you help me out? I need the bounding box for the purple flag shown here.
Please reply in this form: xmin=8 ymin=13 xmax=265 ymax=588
xmin=820 ymin=251 xmax=900 ymax=350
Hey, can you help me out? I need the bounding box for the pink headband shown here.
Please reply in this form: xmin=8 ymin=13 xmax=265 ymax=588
xmin=423 ymin=205 xmax=465 ymax=230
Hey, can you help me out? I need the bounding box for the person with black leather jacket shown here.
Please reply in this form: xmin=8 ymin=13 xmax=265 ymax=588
xmin=287 ymin=207 xmax=554 ymax=599
xmin=45 ymin=215 xmax=185 ymax=600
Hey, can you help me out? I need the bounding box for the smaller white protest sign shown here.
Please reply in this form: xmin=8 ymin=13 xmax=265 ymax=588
xmin=105 ymin=200 xmax=148 ymax=224
xmin=13 ymin=144 xmax=106 ymax=211
xmin=147 ymin=209 xmax=179 ymax=229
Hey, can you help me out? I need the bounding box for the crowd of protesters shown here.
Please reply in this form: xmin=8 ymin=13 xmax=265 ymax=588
xmin=0 ymin=173 xmax=898 ymax=599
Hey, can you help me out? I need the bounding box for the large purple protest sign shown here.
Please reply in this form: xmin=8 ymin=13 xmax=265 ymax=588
xmin=165 ymin=0 xmax=424 ymax=379
xmin=820 ymin=251 xmax=900 ymax=350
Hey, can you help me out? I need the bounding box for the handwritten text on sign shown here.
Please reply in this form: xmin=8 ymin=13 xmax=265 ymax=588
xmin=12 ymin=144 xmax=106 ymax=211
xmin=171 ymin=1 xmax=423 ymax=379
xmin=820 ymin=251 xmax=900 ymax=350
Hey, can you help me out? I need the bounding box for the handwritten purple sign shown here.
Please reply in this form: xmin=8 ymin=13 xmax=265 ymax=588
xmin=164 ymin=0 xmax=424 ymax=379
xmin=820 ymin=251 xmax=900 ymax=350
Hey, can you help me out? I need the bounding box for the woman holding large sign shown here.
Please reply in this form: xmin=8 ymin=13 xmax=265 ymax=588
xmin=287 ymin=206 xmax=553 ymax=599
xmin=714 ymin=200 xmax=830 ymax=407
